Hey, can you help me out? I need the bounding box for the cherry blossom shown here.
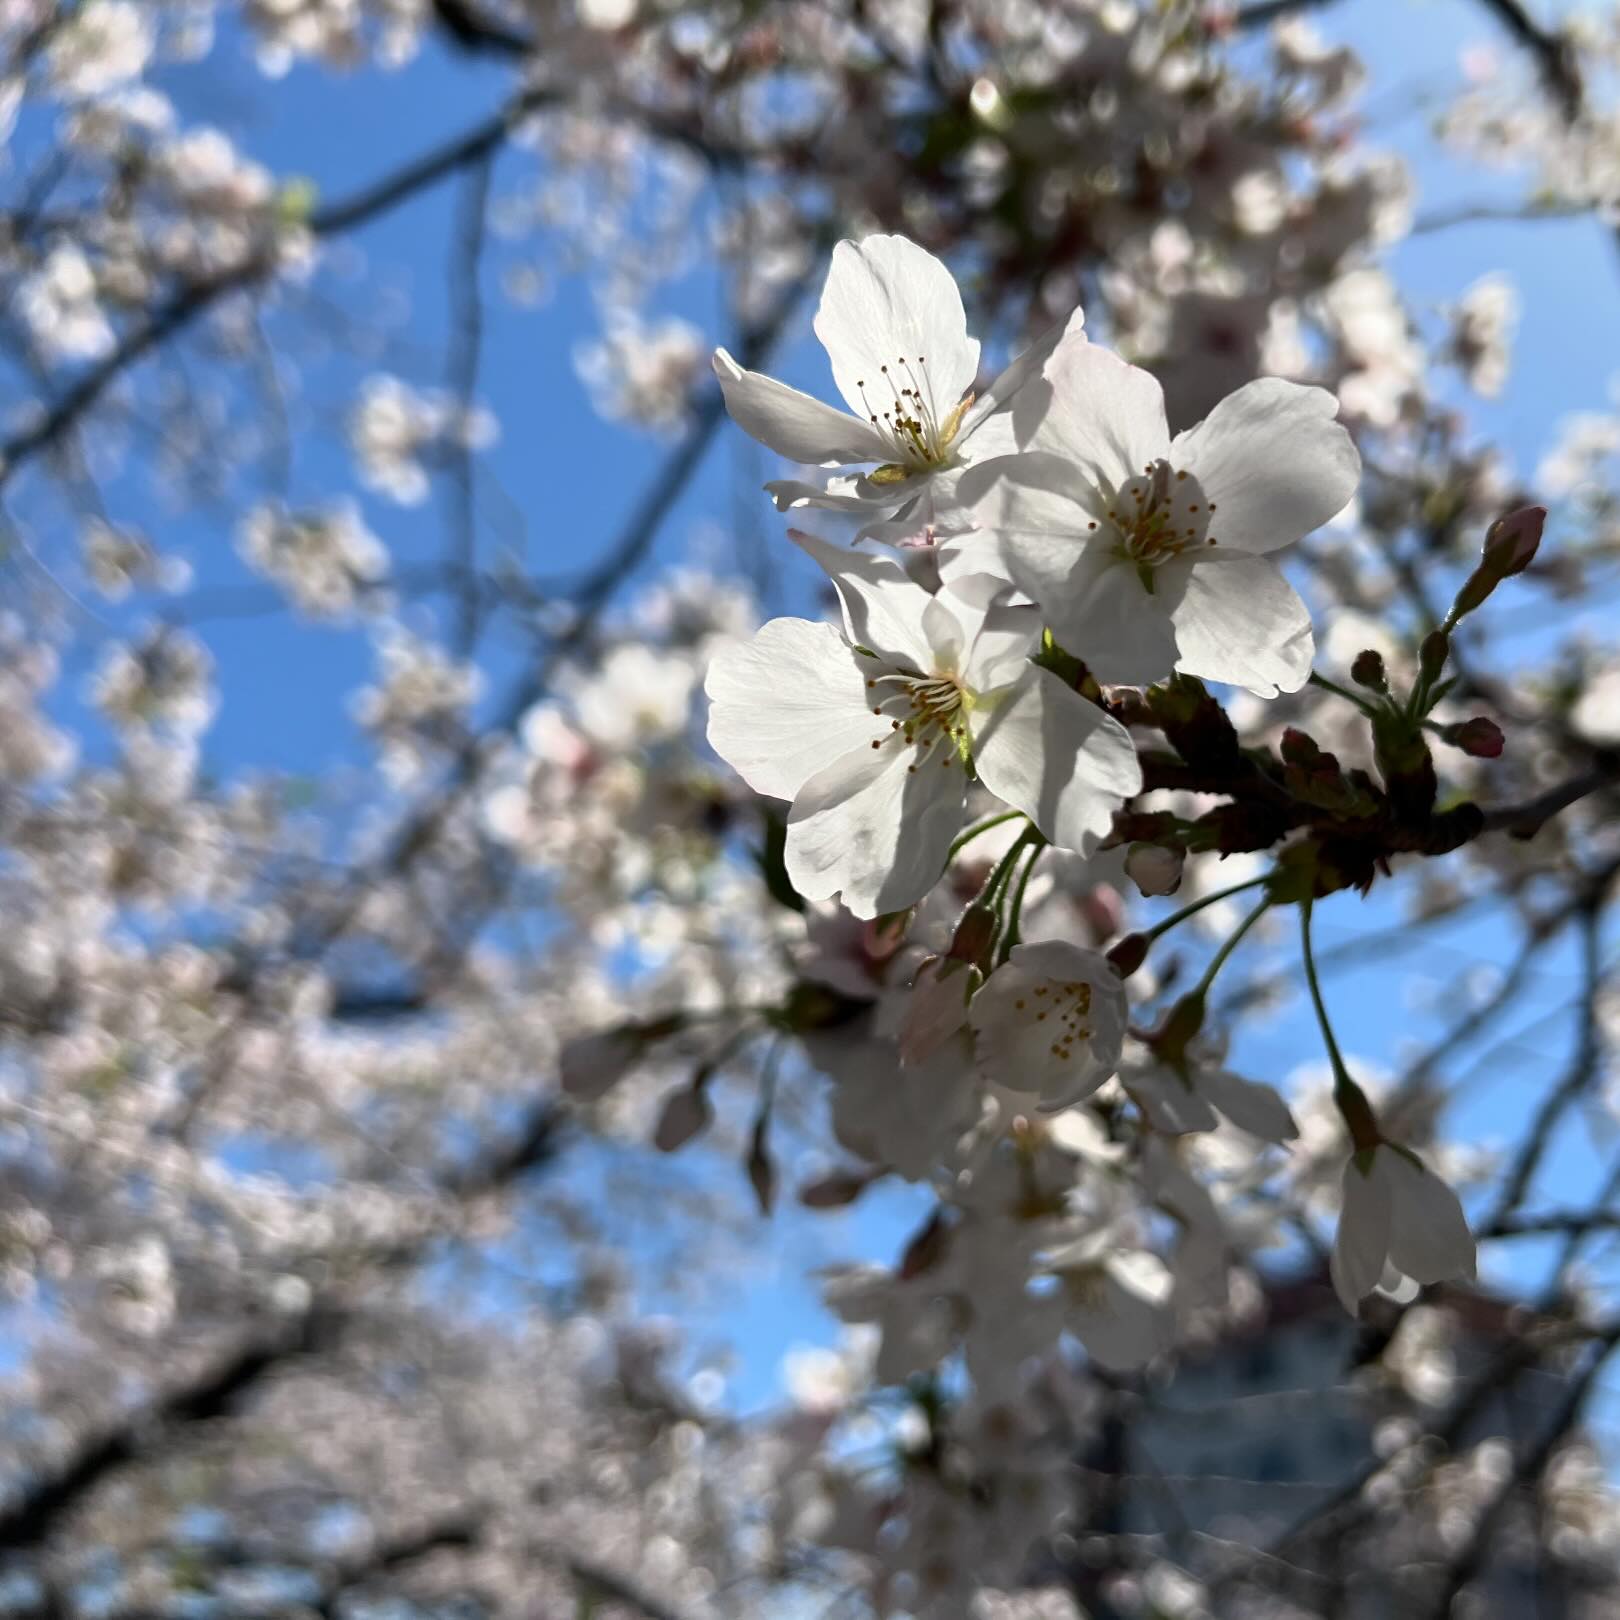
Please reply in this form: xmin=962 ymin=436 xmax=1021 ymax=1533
xmin=1330 ymin=1143 xmax=1477 ymax=1312
xmin=703 ymin=531 xmax=1140 ymax=917
xmin=963 ymin=341 xmax=1360 ymax=695
xmin=967 ymin=941 xmax=1130 ymax=1112
xmin=714 ymin=233 xmax=1084 ymax=536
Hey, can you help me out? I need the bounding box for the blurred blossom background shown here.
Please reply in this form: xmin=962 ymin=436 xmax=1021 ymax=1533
xmin=3 ymin=0 xmax=1620 ymax=1616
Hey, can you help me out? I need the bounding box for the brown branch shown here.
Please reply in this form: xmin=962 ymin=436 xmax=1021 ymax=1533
xmin=1477 ymin=758 xmax=1620 ymax=836
xmin=1476 ymin=0 xmax=1582 ymax=122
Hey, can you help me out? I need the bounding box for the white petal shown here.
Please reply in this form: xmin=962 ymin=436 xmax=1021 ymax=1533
xmin=704 ymin=617 xmax=876 ymax=801
xmin=921 ymin=593 xmax=967 ymax=672
xmin=765 ymin=474 xmax=895 ymax=514
xmin=785 ymin=740 xmax=964 ymax=918
xmin=1170 ymin=377 xmax=1360 ymax=556
xmin=1049 ymin=549 xmax=1180 ymax=687
xmin=964 ymin=455 xmax=1180 ymax=685
xmin=959 ymin=306 xmax=1088 ymax=446
xmin=1330 ymin=1154 xmax=1391 ymax=1312
xmin=1029 ymin=341 xmax=1171 ymax=490
xmin=970 ymin=940 xmax=1129 ymax=1110
xmin=1164 ymin=552 xmax=1314 ymax=697
xmin=1200 ymin=1068 xmax=1299 ymax=1142
xmin=1384 ymin=1149 xmax=1477 ymax=1287
xmin=713 ymin=348 xmax=891 ymax=465
xmin=1125 ymin=1066 xmax=1220 ymax=1135
xmin=813 ymin=235 xmax=979 ymax=424
xmin=1067 ymin=1267 xmax=1173 ymax=1372
xmin=790 ymin=529 xmax=936 ymax=672
xmin=961 ymin=601 xmax=1041 ymax=693
xmin=969 ymin=666 xmax=1142 ymax=856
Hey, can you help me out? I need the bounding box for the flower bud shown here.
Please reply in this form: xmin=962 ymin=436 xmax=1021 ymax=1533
xmin=1107 ymin=932 xmax=1150 ymax=980
xmin=1151 ymin=990 xmax=1206 ymax=1068
xmin=947 ymin=904 xmax=998 ymax=965
xmin=654 ymin=1084 xmax=713 ymax=1152
xmin=1350 ymin=649 xmax=1388 ymax=692
xmin=1440 ymin=716 xmax=1505 ymax=758
xmin=1125 ymin=842 xmax=1183 ymax=897
xmin=1452 ymin=505 xmax=1547 ymax=619
xmin=1482 ymin=504 xmax=1545 ymax=578
xmin=899 ymin=956 xmax=981 ymax=1066
xmin=799 ymin=1168 xmax=876 ymax=1209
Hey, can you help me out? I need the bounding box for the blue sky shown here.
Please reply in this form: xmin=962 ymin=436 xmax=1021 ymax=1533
xmin=14 ymin=0 xmax=1620 ymax=1416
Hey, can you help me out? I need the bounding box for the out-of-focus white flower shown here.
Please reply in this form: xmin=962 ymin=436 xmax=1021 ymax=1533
xmin=237 ymin=501 xmax=388 ymax=617
xmin=560 ymin=643 xmax=696 ymax=752
xmin=48 ymin=0 xmax=153 ymax=98
xmin=1331 ymin=1143 xmax=1475 ymax=1312
xmin=348 ymin=375 xmax=497 ymax=506
xmin=1448 ymin=274 xmax=1518 ymax=398
xmin=19 ymin=245 xmax=115 ymax=364
xmin=576 ymin=312 xmax=703 ymax=432
xmin=968 ymin=941 xmax=1129 ymax=1112
xmin=90 ymin=630 xmax=216 ymax=736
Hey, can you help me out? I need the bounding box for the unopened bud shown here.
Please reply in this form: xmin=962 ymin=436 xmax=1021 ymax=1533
xmin=653 ymin=1084 xmax=713 ymax=1152
xmin=947 ymin=905 xmax=998 ymax=965
xmin=1482 ymin=504 xmax=1545 ymax=578
xmin=899 ymin=956 xmax=980 ymax=1066
xmin=898 ymin=1208 xmax=951 ymax=1279
xmin=1125 ymin=842 xmax=1183 ymax=897
xmin=799 ymin=1168 xmax=876 ymax=1209
xmin=1441 ymin=716 xmax=1505 ymax=759
xmin=1350 ymin=649 xmax=1388 ymax=693
xmin=1153 ymin=990 xmax=1206 ymax=1065
xmin=1107 ymin=932 xmax=1150 ymax=980
xmin=1454 ymin=505 xmax=1548 ymax=619
xmin=1280 ymin=727 xmax=1323 ymax=767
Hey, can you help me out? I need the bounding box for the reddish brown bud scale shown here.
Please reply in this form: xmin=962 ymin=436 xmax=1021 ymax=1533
xmin=1442 ymin=717 xmax=1505 ymax=758
xmin=1107 ymin=932 xmax=1150 ymax=979
xmin=1351 ymin=649 xmax=1388 ymax=692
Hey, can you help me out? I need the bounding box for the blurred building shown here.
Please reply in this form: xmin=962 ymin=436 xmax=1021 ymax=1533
xmin=1066 ymin=1271 xmax=1617 ymax=1618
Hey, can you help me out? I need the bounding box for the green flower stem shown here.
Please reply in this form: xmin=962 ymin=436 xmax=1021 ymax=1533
xmin=1307 ymin=670 xmax=1377 ymax=714
xmin=1141 ymin=875 xmax=1270 ymax=945
xmin=947 ymin=809 xmax=1024 ymax=863
xmin=980 ymin=823 xmax=1040 ymax=911
xmin=1192 ymin=895 xmax=1271 ymax=1000
xmin=997 ymin=835 xmax=1048 ymax=965
xmin=1300 ymin=892 xmax=1381 ymax=1150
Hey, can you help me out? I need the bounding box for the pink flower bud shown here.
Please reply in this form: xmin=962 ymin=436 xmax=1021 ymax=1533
xmin=1442 ymin=717 xmax=1505 ymax=758
xmin=1482 ymin=504 xmax=1545 ymax=578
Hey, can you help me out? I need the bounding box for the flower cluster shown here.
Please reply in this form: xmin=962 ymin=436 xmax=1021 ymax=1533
xmin=702 ymin=230 xmax=1477 ymax=1355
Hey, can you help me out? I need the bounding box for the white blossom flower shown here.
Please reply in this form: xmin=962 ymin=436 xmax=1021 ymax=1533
xmin=19 ymin=244 xmax=114 ymax=364
xmin=576 ymin=311 xmax=704 ymax=433
xmin=48 ymin=0 xmax=153 ymax=99
xmin=703 ymin=532 xmax=1140 ymax=918
xmin=962 ymin=341 xmax=1359 ymax=696
xmin=1124 ymin=1049 xmax=1298 ymax=1143
xmin=1330 ymin=1143 xmax=1476 ymax=1312
xmin=237 ymin=501 xmax=388 ymax=617
xmin=713 ymin=233 xmax=1083 ymax=535
xmin=1047 ymin=1238 xmax=1174 ymax=1371
xmin=968 ymin=941 xmax=1129 ymax=1111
